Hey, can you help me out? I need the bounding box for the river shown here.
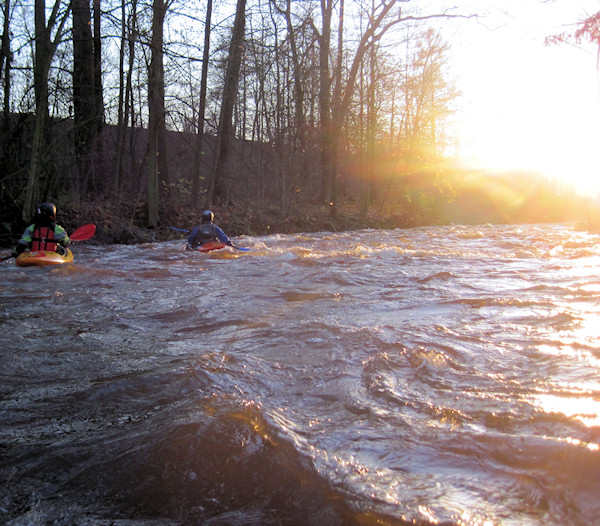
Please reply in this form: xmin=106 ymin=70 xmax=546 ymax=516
xmin=1 ymin=223 xmax=600 ymax=525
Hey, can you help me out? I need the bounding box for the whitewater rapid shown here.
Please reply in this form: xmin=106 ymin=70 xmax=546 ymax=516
xmin=1 ymin=223 xmax=600 ymax=525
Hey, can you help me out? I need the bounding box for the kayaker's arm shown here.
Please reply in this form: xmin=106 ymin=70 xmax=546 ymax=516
xmin=214 ymin=227 xmax=250 ymax=251
xmin=14 ymin=225 xmax=34 ymax=256
xmin=187 ymin=226 xmax=199 ymax=248
xmin=55 ymin=225 xmax=70 ymax=247
xmin=215 ymin=226 xmax=233 ymax=246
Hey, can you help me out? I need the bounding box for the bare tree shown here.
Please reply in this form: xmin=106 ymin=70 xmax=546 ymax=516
xmin=147 ymin=0 xmax=171 ymax=227
xmin=22 ymin=0 xmax=71 ymax=221
xmin=546 ymin=11 xmax=600 ymax=49
xmin=190 ymin=0 xmax=212 ymax=208
xmin=1 ymin=0 xmax=12 ymax=182
xmin=0 ymin=0 xmax=471 ymax=232
xmin=115 ymin=0 xmax=139 ymax=194
xmin=328 ymin=0 xmax=402 ymax=217
xmin=205 ymin=0 xmax=247 ymax=207
xmin=93 ymin=0 xmax=103 ymax=122
xmin=72 ymin=0 xmax=102 ymax=194
xmin=1 ymin=0 xmax=10 ymax=119
xmin=317 ymin=0 xmax=333 ymax=209
xmin=399 ymin=29 xmax=456 ymax=158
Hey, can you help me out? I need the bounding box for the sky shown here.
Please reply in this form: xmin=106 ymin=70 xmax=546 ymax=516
xmin=431 ymin=0 xmax=600 ymax=197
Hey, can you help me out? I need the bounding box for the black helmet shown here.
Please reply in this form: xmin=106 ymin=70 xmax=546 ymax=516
xmin=201 ymin=210 xmax=214 ymax=223
xmin=36 ymin=202 xmax=56 ymax=222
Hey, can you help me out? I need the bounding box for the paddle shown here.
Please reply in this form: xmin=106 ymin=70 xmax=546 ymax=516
xmin=70 ymin=223 xmax=96 ymax=241
xmin=167 ymin=226 xmax=250 ymax=251
xmin=1 ymin=223 xmax=96 ymax=262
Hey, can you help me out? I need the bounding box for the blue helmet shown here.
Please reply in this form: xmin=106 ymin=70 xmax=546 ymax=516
xmin=202 ymin=210 xmax=214 ymax=223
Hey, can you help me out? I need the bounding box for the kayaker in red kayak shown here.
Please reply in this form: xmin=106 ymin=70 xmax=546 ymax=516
xmin=186 ymin=210 xmax=233 ymax=251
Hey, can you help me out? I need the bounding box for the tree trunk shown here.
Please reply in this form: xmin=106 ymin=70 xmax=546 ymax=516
xmin=330 ymin=0 xmax=344 ymax=218
xmin=24 ymin=0 xmax=52 ymax=221
xmin=115 ymin=0 xmax=127 ymax=193
xmin=276 ymin=0 xmax=307 ymax=212
xmin=190 ymin=0 xmax=212 ymax=208
xmin=93 ymin=0 xmax=104 ymax=124
xmin=359 ymin=56 xmax=368 ymax=218
xmin=205 ymin=0 xmax=246 ymax=207
xmin=366 ymin=22 xmax=376 ymax=215
xmin=115 ymin=0 xmax=138 ymax=194
xmin=23 ymin=0 xmax=71 ymax=221
xmin=318 ymin=0 xmax=333 ymax=209
xmin=147 ymin=0 xmax=169 ymax=227
xmin=92 ymin=0 xmax=104 ymax=185
xmin=72 ymin=0 xmax=97 ymax=195
xmin=1 ymin=0 xmax=10 ymax=117
xmin=328 ymin=0 xmax=403 ymax=220
xmin=1 ymin=0 xmax=12 ymax=182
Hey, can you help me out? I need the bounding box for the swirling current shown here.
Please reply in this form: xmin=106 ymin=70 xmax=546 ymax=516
xmin=2 ymin=223 xmax=600 ymax=525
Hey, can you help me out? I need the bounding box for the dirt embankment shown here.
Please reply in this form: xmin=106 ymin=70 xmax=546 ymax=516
xmin=54 ymin=199 xmax=428 ymax=247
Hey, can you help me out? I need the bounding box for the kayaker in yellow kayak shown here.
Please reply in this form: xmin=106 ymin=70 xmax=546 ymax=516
xmin=13 ymin=203 xmax=70 ymax=257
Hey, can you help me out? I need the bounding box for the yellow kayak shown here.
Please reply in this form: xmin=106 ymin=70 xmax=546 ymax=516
xmin=16 ymin=249 xmax=74 ymax=267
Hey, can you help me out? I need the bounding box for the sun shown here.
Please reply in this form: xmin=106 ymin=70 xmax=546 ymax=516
xmin=454 ymin=48 xmax=600 ymax=198
xmin=445 ymin=1 xmax=600 ymax=199
xmin=458 ymin=121 xmax=600 ymax=199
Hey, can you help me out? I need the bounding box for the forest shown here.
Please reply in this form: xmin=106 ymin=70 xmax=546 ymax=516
xmin=0 ymin=0 xmax=598 ymax=247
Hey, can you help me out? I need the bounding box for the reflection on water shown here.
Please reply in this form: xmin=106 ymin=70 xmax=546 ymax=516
xmin=1 ymin=223 xmax=600 ymax=525
xmin=534 ymin=392 xmax=600 ymax=429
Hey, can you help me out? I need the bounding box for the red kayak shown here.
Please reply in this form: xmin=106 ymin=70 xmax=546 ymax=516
xmin=197 ymin=241 xmax=226 ymax=253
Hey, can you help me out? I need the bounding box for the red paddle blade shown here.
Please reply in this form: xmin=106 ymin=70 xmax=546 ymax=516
xmin=70 ymin=223 xmax=96 ymax=241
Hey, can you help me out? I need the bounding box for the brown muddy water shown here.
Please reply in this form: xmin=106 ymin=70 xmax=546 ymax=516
xmin=1 ymin=223 xmax=600 ymax=525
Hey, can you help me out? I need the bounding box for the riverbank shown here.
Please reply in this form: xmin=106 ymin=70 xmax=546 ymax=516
xmin=2 ymin=173 xmax=597 ymax=249
xmin=58 ymin=199 xmax=432 ymax=246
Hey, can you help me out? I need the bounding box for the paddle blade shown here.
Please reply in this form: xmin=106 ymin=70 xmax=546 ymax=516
xmin=70 ymin=223 xmax=96 ymax=241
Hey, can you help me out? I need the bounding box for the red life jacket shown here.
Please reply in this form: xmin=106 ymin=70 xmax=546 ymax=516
xmin=31 ymin=226 xmax=58 ymax=252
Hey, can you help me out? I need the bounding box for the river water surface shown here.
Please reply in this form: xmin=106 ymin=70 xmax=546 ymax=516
xmin=1 ymin=223 xmax=600 ymax=525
